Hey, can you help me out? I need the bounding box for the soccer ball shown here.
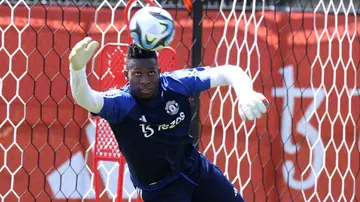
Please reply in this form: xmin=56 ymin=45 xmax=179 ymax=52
xmin=129 ymin=6 xmax=175 ymax=51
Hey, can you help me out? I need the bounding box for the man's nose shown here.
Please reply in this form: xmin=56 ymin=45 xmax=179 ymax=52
xmin=140 ymin=76 xmax=151 ymax=84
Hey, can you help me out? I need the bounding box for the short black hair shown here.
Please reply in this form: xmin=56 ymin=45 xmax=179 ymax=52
xmin=126 ymin=43 xmax=157 ymax=60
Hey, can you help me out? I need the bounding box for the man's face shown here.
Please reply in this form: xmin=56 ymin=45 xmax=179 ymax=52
xmin=125 ymin=58 xmax=160 ymax=100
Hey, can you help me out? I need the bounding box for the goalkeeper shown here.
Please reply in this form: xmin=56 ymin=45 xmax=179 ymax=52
xmin=69 ymin=37 xmax=268 ymax=202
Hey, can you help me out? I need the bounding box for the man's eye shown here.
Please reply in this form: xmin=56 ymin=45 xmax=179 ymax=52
xmin=134 ymin=72 xmax=141 ymax=76
xmin=149 ymin=71 xmax=155 ymax=76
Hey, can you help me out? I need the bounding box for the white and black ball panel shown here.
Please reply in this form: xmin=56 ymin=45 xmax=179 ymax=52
xmin=129 ymin=6 xmax=175 ymax=51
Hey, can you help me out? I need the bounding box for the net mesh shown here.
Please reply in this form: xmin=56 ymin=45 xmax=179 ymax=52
xmin=198 ymin=1 xmax=360 ymax=201
xmin=0 ymin=0 xmax=360 ymax=202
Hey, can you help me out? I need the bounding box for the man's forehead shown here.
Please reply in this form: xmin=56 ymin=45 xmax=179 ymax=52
xmin=126 ymin=58 xmax=158 ymax=70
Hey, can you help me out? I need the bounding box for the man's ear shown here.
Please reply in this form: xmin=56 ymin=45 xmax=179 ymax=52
xmin=124 ymin=70 xmax=129 ymax=81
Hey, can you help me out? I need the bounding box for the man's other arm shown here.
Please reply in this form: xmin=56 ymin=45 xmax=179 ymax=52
xmin=69 ymin=37 xmax=103 ymax=114
xmin=70 ymin=66 xmax=104 ymax=114
xmin=69 ymin=37 xmax=134 ymax=123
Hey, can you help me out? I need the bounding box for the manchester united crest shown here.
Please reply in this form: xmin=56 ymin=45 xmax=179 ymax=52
xmin=165 ymin=100 xmax=179 ymax=115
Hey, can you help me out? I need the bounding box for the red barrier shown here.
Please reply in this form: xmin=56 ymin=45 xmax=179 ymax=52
xmin=0 ymin=5 xmax=359 ymax=202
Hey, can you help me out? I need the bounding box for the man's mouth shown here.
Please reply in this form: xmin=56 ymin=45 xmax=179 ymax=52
xmin=140 ymin=88 xmax=152 ymax=94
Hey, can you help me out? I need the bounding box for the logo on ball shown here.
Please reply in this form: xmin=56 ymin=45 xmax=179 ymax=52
xmin=165 ymin=100 xmax=179 ymax=115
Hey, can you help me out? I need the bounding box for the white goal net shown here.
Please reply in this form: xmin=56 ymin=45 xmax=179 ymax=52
xmin=0 ymin=0 xmax=359 ymax=201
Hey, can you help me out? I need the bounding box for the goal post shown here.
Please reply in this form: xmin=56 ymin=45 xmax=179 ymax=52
xmin=0 ymin=0 xmax=359 ymax=202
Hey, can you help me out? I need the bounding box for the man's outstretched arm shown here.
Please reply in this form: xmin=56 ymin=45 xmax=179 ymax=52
xmin=69 ymin=37 xmax=103 ymax=114
xmin=208 ymin=65 xmax=269 ymax=121
xmin=163 ymin=65 xmax=268 ymax=121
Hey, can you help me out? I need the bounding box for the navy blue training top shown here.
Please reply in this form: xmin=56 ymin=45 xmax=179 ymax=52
xmin=92 ymin=67 xmax=211 ymax=190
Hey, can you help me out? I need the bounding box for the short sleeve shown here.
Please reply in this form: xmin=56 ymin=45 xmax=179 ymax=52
xmin=91 ymin=89 xmax=135 ymax=123
xmin=161 ymin=67 xmax=211 ymax=97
